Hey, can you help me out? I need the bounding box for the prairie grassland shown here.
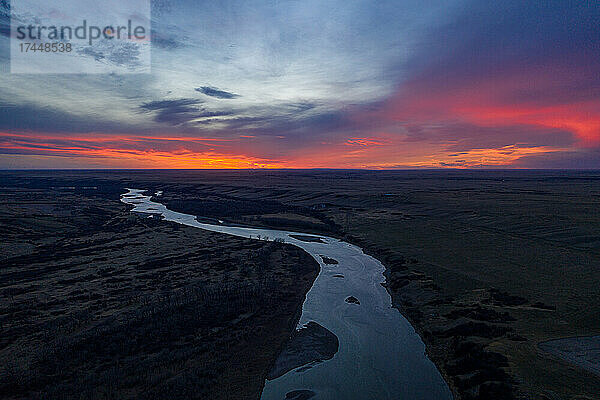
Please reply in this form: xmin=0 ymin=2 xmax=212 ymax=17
xmin=0 ymin=183 xmax=318 ymax=399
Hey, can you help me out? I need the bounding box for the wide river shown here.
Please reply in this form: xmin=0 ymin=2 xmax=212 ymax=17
xmin=121 ymin=189 xmax=452 ymax=400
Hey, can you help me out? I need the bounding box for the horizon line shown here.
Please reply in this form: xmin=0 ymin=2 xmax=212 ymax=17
xmin=1 ymin=168 xmax=600 ymax=172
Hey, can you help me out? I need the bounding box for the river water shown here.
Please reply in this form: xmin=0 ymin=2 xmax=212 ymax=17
xmin=121 ymin=189 xmax=452 ymax=400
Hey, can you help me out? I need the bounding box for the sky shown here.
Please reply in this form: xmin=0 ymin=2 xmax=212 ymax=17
xmin=0 ymin=0 xmax=599 ymax=169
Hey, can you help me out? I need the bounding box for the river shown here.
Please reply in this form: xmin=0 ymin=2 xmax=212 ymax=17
xmin=121 ymin=189 xmax=452 ymax=400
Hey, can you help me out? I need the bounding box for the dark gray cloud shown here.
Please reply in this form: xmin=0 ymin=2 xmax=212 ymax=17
xmin=195 ymin=86 xmax=240 ymax=99
xmin=140 ymin=98 xmax=235 ymax=125
xmin=140 ymin=98 xmax=203 ymax=125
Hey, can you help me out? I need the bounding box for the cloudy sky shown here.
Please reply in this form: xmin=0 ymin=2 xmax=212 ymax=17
xmin=0 ymin=0 xmax=599 ymax=168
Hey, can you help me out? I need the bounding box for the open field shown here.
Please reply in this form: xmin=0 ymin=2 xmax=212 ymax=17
xmin=0 ymin=180 xmax=318 ymax=399
xmin=1 ymin=169 xmax=599 ymax=399
xmin=177 ymin=170 xmax=600 ymax=400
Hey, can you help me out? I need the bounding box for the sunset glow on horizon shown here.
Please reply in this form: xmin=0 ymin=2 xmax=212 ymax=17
xmin=1 ymin=1 xmax=599 ymax=169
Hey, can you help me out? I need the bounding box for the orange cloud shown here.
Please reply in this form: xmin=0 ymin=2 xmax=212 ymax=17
xmin=0 ymin=133 xmax=283 ymax=169
xmin=344 ymin=137 xmax=390 ymax=147
xmin=0 ymin=131 xmax=574 ymax=169
xmin=417 ymin=145 xmax=570 ymax=169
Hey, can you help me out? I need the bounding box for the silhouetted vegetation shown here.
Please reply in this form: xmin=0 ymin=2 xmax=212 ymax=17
xmin=0 ymin=182 xmax=318 ymax=400
xmin=3 ymin=169 xmax=600 ymax=400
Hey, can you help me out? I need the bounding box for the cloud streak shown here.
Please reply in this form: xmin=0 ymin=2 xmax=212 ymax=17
xmin=195 ymin=86 xmax=240 ymax=99
xmin=0 ymin=0 xmax=599 ymax=168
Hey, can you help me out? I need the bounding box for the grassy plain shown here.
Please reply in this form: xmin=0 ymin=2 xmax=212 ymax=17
xmin=2 ymin=169 xmax=599 ymax=399
xmin=0 ymin=177 xmax=318 ymax=399
xmin=106 ymin=169 xmax=600 ymax=400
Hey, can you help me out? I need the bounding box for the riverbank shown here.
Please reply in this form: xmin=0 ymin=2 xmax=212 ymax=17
xmin=123 ymin=188 xmax=453 ymax=400
xmin=3 ymin=169 xmax=599 ymax=399
xmin=119 ymin=169 xmax=600 ymax=400
xmin=0 ymin=185 xmax=318 ymax=399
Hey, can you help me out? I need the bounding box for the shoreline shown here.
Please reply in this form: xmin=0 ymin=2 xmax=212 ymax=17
xmin=3 ymin=170 xmax=600 ymax=399
xmin=153 ymin=208 xmax=461 ymax=398
xmin=126 ymin=189 xmax=452 ymax=400
xmin=348 ymin=235 xmax=462 ymax=398
xmin=0 ymin=185 xmax=321 ymax=400
xmin=158 ymin=210 xmax=510 ymax=400
xmin=147 ymin=194 xmax=459 ymax=398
